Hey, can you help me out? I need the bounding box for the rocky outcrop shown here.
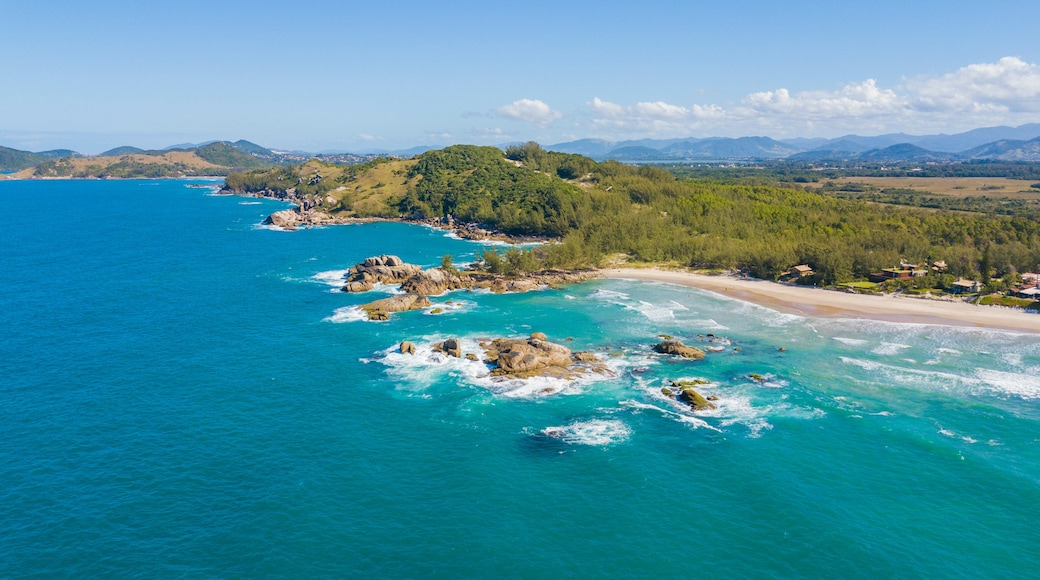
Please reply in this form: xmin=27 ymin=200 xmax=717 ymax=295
xmin=400 ymin=268 xmax=473 ymax=296
xmin=652 ymin=340 xmax=706 ymax=359
xmin=264 ymin=208 xmax=349 ymax=230
xmin=476 ymin=336 xmax=609 ymax=379
xmin=360 ymin=294 xmax=431 ymax=321
xmin=342 ymin=255 xmax=423 ymax=292
xmin=400 ymin=341 xmax=416 ymax=355
xmin=433 ymin=338 xmax=462 ymax=358
xmin=530 ymin=332 xmax=548 ymax=341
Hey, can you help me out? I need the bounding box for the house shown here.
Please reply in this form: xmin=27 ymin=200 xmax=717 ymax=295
xmin=1021 ymin=272 xmax=1039 ymax=287
xmin=932 ymin=260 xmax=948 ymax=273
xmin=950 ymin=278 xmax=982 ymax=294
xmin=869 ymin=261 xmax=929 ymax=283
xmin=869 ymin=268 xmax=915 ymax=283
xmin=788 ymin=264 xmax=813 ymax=278
xmin=1014 ymin=287 xmax=1040 ymax=299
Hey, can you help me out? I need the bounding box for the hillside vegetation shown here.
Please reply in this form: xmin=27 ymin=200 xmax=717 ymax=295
xmin=225 ymin=143 xmax=1040 ymax=281
xmin=10 ymin=142 xmax=272 ymax=178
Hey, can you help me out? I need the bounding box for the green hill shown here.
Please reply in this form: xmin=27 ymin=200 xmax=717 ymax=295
xmin=225 ymin=143 xmax=1040 ymax=280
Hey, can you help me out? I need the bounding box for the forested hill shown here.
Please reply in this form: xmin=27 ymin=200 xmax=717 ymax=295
xmin=7 ymin=142 xmax=272 ymax=178
xmin=224 ymin=143 xmax=1040 ymax=282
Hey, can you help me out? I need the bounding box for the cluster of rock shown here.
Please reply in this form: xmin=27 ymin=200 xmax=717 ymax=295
xmin=264 ymin=208 xmax=353 ymax=230
xmin=342 ymin=255 xmax=423 ymax=292
xmin=661 ymin=380 xmax=718 ymax=411
xmin=339 ymin=255 xmax=596 ymax=320
xmin=398 ymin=332 xmax=610 ymax=381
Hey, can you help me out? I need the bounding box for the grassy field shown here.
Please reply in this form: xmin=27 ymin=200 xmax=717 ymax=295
xmin=808 ymin=177 xmax=1040 ymax=199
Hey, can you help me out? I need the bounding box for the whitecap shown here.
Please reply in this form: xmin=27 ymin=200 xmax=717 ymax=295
xmin=620 ymin=399 xmax=720 ymax=432
xmin=628 ymin=300 xmax=675 ymax=322
xmin=833 ymin=337 xmax=868 ymax=346
xmin=972 ymin=368 xmax=1040 ymax=399
xmin=239 ymin=201 xmax=262 ymax=205
xmin=690 ymin=319 xmax=729 ymax=331
xmin=324 ymin=306 xmax=369 ymax=323
xmin=590 ymin=289 xmax=630 ymax=301
xmin=540 ymin=419 xmax=631 ymax=446
xmin=872 ymin=342 xmax=911 ymax=356
xmin=312 ymin=269 xmax=351 ymax=288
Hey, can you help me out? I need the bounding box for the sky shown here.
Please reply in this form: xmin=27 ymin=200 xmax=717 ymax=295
xmin=4 ymin=0 xmax=1040 ymax=153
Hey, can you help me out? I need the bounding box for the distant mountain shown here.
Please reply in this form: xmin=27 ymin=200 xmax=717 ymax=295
xmin=602 ymin=146 xmax=671 ymax=161
xmin=857 ymin=143 xmax=957 ymax=162
xmin=913 ymin=123 xmax=1040 ymax=152
xmin=100 ymin=146 xmax=147 ymax=156
xmin=961 ymin=136 xmax=1040 ymax=161
xmin=663 ymin=136 xmax=800 ymax=159
xmin=163 ymin=140 xmax=220 ymax=150
xmin=0 ymin=146 xmax=80 ymax=171
xmin=779 ymin=137 xmax=830 ymax=150
xmin=546 ymin=138 xmax=619 ymax=157
xmin=786 ymin=149 xmax=858 ymax=161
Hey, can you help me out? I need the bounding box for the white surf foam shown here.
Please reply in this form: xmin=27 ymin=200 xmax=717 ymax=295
xmin=239 ymin=201 xmax=262 ymax=205
xmin=841 ymin=356 xmax=1040 ymax=400
xmin=312 ymin=269 xmax=350 ymax=287
xmin=872 ymin=342 xmax=912 ymax=356
xmin=972 ymin=368 xmax=1040 ymax=399
xmin=619 ymin=399 xmax=720 ymax=432
xmin=377 ymin=338 xmax=619 ymax=399
xmin=540 ymin=419 xmax=631 ymax=445
xmin=629 ymin=300 xmax=675 ymax=322
xmin=590 ymin=289 xmax=630 ymax=301
xmin=833 ymin=337 xmax=868 ymax=346
xmin=324 ymin=306 xmax=369 ymax=323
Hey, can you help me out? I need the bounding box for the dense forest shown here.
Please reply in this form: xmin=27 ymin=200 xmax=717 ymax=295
xmin=225 ymin=144 xmax=1040 ymax=284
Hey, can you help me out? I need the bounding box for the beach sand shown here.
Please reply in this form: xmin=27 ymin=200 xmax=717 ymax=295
xmin=603 ymin=268 xmax=1040 ymax=335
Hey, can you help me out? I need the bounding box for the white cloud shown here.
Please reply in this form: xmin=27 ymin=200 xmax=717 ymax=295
xmin=495 ymin=99 xmax=562 ymax=126
xmin=909 ymin=56 xmax=1040 ymax=113
xmin=357 ymin=133 xmax=380 ymax=142
xmin=584 ymin=57 xmax=1040 ymax=138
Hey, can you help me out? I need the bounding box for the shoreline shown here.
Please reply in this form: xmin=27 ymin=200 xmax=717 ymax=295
xmin=602 ymin=268 xmax=1040 ymax=335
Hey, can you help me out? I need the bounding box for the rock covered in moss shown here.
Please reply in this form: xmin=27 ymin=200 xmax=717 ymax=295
xmin=652 ymin=340 xmax=706 ymax=359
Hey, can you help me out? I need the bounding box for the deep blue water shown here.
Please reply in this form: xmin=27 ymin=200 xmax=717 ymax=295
xmin=3 ymin=179 xmax=1040 ymax=577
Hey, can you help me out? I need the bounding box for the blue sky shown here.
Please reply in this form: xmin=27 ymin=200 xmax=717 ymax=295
xmin=4 ymin=0 xmax=1040 ymax=153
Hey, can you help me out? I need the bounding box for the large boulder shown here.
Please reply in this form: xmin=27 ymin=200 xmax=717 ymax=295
xmin=652 ymin=340 xmax=706 ymax=359
xmin=360 ymin=293 xmax=430 ymax=320
xmin=400 ymin=341 xmax=416 ymax=355
xmin=343 ymin=280 xmax=374 ymax=293
xmin=265 ymin=209 xmax=300 ymax=229
xmin=433 ymin=338 xmax=462 ymax=358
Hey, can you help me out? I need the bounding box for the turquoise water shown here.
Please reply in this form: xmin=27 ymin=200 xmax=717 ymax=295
xmin=3 ymin=179 xmax=1040 ymax=577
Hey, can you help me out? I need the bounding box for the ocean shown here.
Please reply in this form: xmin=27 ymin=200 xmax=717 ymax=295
xmin=2 ymin=179 xmax=1039 ymax=577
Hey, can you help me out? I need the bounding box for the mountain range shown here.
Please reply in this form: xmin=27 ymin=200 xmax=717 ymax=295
xmin=544 ymin=123 xmax=1040 ymax=162
xmin=5 ymin=123 xmax=1040 ymax=173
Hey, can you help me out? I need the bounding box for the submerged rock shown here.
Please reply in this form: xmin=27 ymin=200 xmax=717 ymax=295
xmin=652 ymin=340 xmax=706 ymax=359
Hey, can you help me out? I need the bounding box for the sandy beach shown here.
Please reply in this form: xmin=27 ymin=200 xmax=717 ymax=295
xmin=603 ymin=268 xmax=1040 ymax=334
